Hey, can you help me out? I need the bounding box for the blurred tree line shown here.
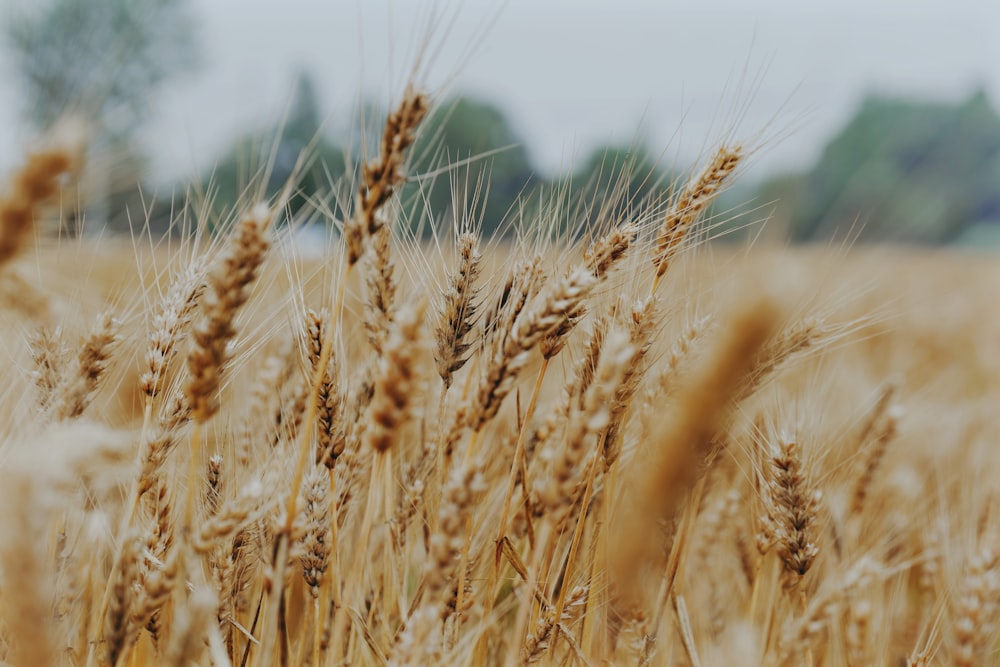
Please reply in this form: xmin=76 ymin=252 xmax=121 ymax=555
xmin=760 ymin=91 xmax=1000 ymax=245
xmin=206 ymin=72 xmax=674 ymax=241
xmin=6 ymin=0 xmax=1000 ymax=245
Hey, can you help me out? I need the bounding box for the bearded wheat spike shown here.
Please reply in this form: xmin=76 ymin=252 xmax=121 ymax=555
xmin=141 ymin=262 xmax=205 ymax=400
xmin=652 ymin=145 xmax=742 ymax=282
xmin=298 ymin=468 xmax=331 ymax=597
xmin=186 ymin=204 xmax=272 ymax=424
xmin=540 ymin=224 xmax=636 ymax=360
xmin=366 ymin=300 xmax=426 ymax=453
xmin=363 ymin=225 xmax=397 ymax=354
xmin=344 ymin=89 xmax=429 ymax=266
xmin=53 ymin=310 xmax=121 ymax=420
xmin=951 ymin=547 xmax=1000 ymax=667
xmin=766 ymin=435 xmax=821 ymax=579
xmin=435 ymin=232 xmax=482 ymax=389
xmin=305 ymin=310 xmax=346 ymax=469
xmin=535 ymin=327 xmax=634 ymax=518
xmin=471 ymin=266 xmax=596 ymax=432
xmin=584 ymin=223 xmax=637 ymax=279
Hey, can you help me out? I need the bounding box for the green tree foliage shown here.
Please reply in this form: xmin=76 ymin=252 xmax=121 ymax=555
xmin=4 ymin=0 xmax=199 ymax=234
xmin=6 ymin=0 xmax=198 ymax=137
xmin=774 ymin=91 xmax=1000 ymax=244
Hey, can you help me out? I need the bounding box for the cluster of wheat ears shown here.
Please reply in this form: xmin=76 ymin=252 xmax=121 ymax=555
xmin=0 ymin=83 xmax=997 ymax=667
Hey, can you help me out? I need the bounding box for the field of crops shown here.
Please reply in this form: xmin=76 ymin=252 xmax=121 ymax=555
xmin=0 ymin=92 xmax=998 ymax=667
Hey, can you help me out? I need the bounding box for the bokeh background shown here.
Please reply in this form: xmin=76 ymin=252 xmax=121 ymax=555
xmin=0 ymin=0 xmax=996 ymax=244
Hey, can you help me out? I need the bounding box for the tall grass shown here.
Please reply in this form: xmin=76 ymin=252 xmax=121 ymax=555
xmin=0 ymin=80 xmax=998 ymax=667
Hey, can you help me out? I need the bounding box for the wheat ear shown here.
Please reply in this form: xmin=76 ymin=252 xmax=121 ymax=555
xmin=651 ymin=145 xmax=742 ymax=292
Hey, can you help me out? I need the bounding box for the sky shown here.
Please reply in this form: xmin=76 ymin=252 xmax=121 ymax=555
xmin=0 ymin=0 xmax=997 ymax=185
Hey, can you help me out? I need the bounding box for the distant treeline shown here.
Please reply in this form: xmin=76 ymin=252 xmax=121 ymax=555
xmin=159 ymin=75 xmax=1000 ymax=245
xmin=760 ymin=90 xmax=1000 ymax=245
xmin=195 ymin=72 xmax=677 ymax=241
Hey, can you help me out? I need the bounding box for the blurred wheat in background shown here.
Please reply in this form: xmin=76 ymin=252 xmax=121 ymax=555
xmin=0 ymin=2 xmax=999 ymax=667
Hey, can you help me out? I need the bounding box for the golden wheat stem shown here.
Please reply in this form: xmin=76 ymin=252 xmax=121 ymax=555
xmin=264 ymin=268 xmax=353 ymax=667
xmin=291 ymin=621 xmax=306 ymax=667
xmin=754 ymin=553 xmax=781 ymax=661
xmin=87 ymin=397 xmax=177 ymax=667
xmin=463 ymin=427 xmax=483 ymax=467
xmin=433 ymin=370 xmax=470 ymax=533
xmin=801 ymin=589 xmax=814 ymax=667
xmin=454 ymin=513 xmax=474 ymax=631
xmin=506 ymin=521 xmax=553 ymax=667
xmin=130 ymin=400 xmax=155 ymax=521
xmin=551 ymin=450 xmax=600 ymax=652
xmin=474 ymin=356 xmax=551 ymax=662
xmin=91 ymin=397 xmax=156 ymax=664
xmin=581 ymin=461 xmax=615 ymax=659
xmin=649 ymin=270 xmax=664 ymax=297
xmin=494 ymin=357 xmax=549 ymax=556
xmin=327 ymin=466 xmax=341 ymax=604
xmin=674 ymin=594 xmax=703 ymax=667
xmin=530 ymin=519 xmax=565 ymax=641
xmin=184 ymin=424 xmax=203 ymax=532
xmin=313 ymin=595 xmax=322 ymax=667
xmin=356 ymin=452 xmax=385 ymax=572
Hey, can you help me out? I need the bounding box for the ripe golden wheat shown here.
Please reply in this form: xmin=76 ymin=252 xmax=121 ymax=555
xmin=0 ymin=85 xmax=997 ymax=667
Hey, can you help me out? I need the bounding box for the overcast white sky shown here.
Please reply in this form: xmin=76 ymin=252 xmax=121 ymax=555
xmin=0 ymin=0 xmax=997 ymax=184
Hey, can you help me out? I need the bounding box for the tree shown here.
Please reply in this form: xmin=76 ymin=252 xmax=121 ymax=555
xmin=5 ymin=0 xmax=198 ymax=138
xmin=780 ymin=91 xmax=1000 ymax=244
xmin=4 ymin=0 xmax=200 ymax=233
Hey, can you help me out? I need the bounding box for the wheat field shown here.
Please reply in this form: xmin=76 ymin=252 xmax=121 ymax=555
xmin=0 ymin=87 xmax=998 ymax=667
